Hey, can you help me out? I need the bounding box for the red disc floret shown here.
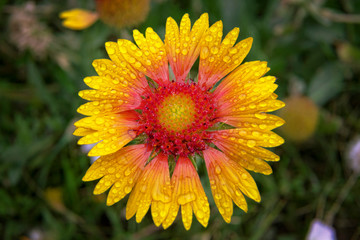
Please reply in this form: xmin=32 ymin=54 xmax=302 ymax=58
xmin=138 ymin=81 xmax=217 ymax=156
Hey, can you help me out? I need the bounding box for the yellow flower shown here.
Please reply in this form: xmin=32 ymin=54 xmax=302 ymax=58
xmin=60 ymin=0 xmax=149 ymax=30
xmin=59 ymin=9 xmax=99 ymax=30
xmin=74 ymin=13 xmax=285 ymax=230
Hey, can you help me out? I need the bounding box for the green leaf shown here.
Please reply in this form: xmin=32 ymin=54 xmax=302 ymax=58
xmin=308 ymin=62 xmax=344 ymax=106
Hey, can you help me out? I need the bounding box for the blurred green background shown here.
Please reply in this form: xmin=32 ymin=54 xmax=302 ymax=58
xmin=1 ymin=0 xmax=360 ymax=239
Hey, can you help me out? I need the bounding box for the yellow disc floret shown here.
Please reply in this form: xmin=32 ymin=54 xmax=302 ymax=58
xmin=157 ymin=93 xmax=196 ymax=132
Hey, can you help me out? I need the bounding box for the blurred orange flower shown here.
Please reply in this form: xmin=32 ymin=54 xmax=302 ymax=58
xmin=278 ymin=95 xmax=319 ymax=142
xmin=60 ymin=0 xmax=150 ymax=30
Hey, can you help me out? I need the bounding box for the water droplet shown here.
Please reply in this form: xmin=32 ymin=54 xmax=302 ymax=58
xmin=119 ymin=46 xmax=127 ymax=53
xmin=249 ymin=103 xmax=256 ymax=109
xmin=215 ymin=165 xmax=222 ymax=174
xmin=259 ymin=124 xmax=267 ymax=129
xmin=128 ymin=178 xmax=133 ymax=184
xmin=125 ymin=186 xmax=132 ymax=194
xmin=247 ymin=140 xmax=256 ymax=148
xmin=218 ymin=207 xmax=225 ymax=214
xmin=229 ymin=48 xmax=238 ymax=54
xmin=181 ymin=49 xmax=188 ymax=55
xmin=140 ymin=185 xmax=147 ymax=193
xmin=95 ymin=117 xmax=104 ymax=125
xmin=255 ymin=113 xmax=267 ymax=119
xmin=223 ymin=38 xmax=230 ymax=45
xmin=223 ymin=56 xmax=231 ymax=63
xmin=124 ymin=168 xmax=132 ymax=176
xmin=128 ymin=57 xmax=136 ymax=63
xmin=252 ymin=131 xmax=260 ymax=137
xmin=150 ymin=46 xmax=157 ymax=53
xmin=177 ymin=192 xmax=196 ymax=205
xmin=107 ymin=167 xmax=115 ymax=174
xmin=211 ymin=46 xmax=219 ymax=54
xmin=215 ymin=194 xmax=222 ymax=200
xmin=134 ymin=62 xmax=142 ymax=68
xmin=160 ymin=211 xmax=167 ymax=217
xmin=197 ymin=210 xmax=204 ymax=219
xmin=201 ymin=47 xmax=209 ymax=59
xmin=107 ymin=47 xmax=115 ymax=55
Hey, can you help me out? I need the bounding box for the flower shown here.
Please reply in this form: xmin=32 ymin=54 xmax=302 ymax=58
xmin=60 ymin=0 xmax=150 ymax=30
xmin=74 ymin=13 xmax=285 ymax=230
xmin=347 ymin=137 xmax=360 ymax=174
xmin=306 ymin=220 xmax=336 ymax=240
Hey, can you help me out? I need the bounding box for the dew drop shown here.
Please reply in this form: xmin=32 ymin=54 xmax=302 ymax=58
xmin=211 ymin=46 xmax=219 ymax=54
xmin=140 ymin=185 xmax=147 ymax=193
xmin=218 ymin=207 xmax=225 ymax=214
xmin=107 ymin=167 xmax=115 ymax=174
xmin=177 ymin=193 xmax=196 ymax=205
xmin=259 ymin=124 xmax=267 ymax=129
xmin=249 ymin=103 xmax=256 ymax=109
xmin=215 ymin=165 xmax=222 ymax=174
xmin=124 ymin=168 xmax=132 ymax=176
xmin=134 ymin=62 xmax=142 ymax=68
xmin=107 ymin=47 xmax=115 ymax=55
xmin=223 ymin=38 xmax=230 ymax=45
xmin=197 ymin=210 xmax=204 ymax=219
xmin=255 ymin=113 xmax=267 ymax=119
xmin=247 ymin=140 xmax=256 ymax=148
xmin=223 ymin=56 xmax=231 ymax=63
xmin=229 ymin=48 xmax=238 ymax=54
xmin=119 ymin=46 xmax=127 ymax=53
xmin=128 ymin=57 xmax=136 ymax=63
xmin=201 ymin=47 xmax=209 ymax=59
xmin=252 ymin=131 xmax=260 ymax=137
xmin=125 ymin=186 xmax=132 ymax=194
xmin=95 ymin=117 xmax=105 ymax=125
xmin=205 ymin=35 xmax=213 ymax=42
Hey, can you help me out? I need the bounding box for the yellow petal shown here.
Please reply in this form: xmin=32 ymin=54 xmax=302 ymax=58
xmin=198 ymin=22 xmax=253 ymax=89
xmin=125 ymin=154 xmax=172 ymax=226
xmin=162 ymin=157 xmax=210 ymax=230
xmin=204 ymin=148 xmax=260 ymax=222
xmin=59 ymin=9 xmax=98 ymax=30
xmin=82 ymin=144 xmax=151 ymax=205
xmin=165 ymin=13 xmax=209 ymax=82
xmin=74 ymin=111 xmax=138 ymax=156
xmin=212 ymin=128 xmax=284 ymax=174
xmin=91 ymin=58 xmax=148 ymax=94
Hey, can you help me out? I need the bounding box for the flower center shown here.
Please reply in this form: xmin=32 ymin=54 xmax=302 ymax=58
xmin=138 ymin=81 xmax=216 ymax=156
xmin=157 ymin=93 xmax=196 ymax=132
